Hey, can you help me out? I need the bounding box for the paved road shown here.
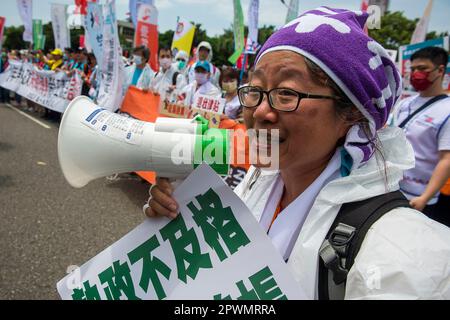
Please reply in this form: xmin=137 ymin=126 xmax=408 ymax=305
xmin=0 ymin=103 xmax=150 ymax=299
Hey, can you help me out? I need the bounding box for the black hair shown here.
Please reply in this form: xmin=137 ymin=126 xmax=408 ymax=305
xmin=411 ymin=46 xmax=448 ymax=67
xmin=219 ymin=66 xmax=239 ymax=87
xmin=158 ymin=46 xmax=172 ymax=56
xmin=133 ymin=45 xmax=150 ymax=62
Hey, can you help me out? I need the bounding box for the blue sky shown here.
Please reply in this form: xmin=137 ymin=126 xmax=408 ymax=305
xmin=3 ymin=0 xmax=450 ymax=36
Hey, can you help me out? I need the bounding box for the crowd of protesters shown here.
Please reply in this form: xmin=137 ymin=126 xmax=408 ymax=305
xmin=1 ymin=40 xmax=449 ymax=225
xmin=0 ymin=42 xmax=247 ymax=122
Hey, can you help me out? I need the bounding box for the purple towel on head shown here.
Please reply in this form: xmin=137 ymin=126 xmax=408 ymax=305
xmin=256 ymin=6 xmax=402 ymax=169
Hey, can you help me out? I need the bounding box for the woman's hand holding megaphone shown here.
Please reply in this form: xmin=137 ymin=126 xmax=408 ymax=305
xmin=144 ymin=177 xmax=179 ymax=220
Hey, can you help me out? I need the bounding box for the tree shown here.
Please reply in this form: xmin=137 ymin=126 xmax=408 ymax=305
xmin=3 ymin=26 xmax=27 ymax=50
xmin=42 ymin=22 xmax=55 ymax=51
xmin=369 ymin=11 xmax=449 ymax=50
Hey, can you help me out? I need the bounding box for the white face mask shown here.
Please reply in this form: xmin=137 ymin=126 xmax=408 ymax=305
xmin=133 ymin=55 xmax=143 ymax=65
xmin=159 ymin=57 xmax=172 ymax=69
xmin=195 ymin=72 xmax=209 ymax=85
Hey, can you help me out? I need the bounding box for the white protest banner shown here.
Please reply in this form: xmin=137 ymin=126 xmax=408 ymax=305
xmin=0 ymin=60 xmax=83 ymax=113
xmin=97 ymin=0 xmax=124 ymax=112
xmin=86 ymin=1 xmax=103 ymax=66
xmin=129 ymin=0 xmax=154 ymax=27
xmin=51 ymin=3 xmax=71 ymax=51
xmin=245 ymin=0 xmax=260 ymax=54
xmin=193 ymin=94 xmax=226 ymax=115
xmin=0 ymin=60 xmax=23 ymax=92
xmin=17 ymin=0 xmax=33 ymax=42
xmin=284 ymin=0 xmax=299 ymax=24
xmin=57 ymin=163 xmax=306 ymax=300
xmin=410 ymin=0 xmax=433 ymax=44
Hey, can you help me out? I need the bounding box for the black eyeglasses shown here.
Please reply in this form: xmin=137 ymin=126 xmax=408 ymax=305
xmin=237 ymin=86 xmax=343 ymax=112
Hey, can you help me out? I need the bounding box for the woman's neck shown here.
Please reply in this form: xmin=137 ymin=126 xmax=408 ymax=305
xmin=225 ymin=91 xmax=237 ymax=100
xmin=279 ymin=154 xmax=333 ymax=209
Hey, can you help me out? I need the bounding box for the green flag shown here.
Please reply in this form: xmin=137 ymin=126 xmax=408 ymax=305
xmin=32 ymin=19 xmax=43 ymax=50
xmin=35 ymin=34 xmax=46 ymax=50
xmin=228 ymin=0 xmax=245 ymax=65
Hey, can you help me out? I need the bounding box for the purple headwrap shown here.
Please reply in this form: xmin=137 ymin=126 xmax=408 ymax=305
xmin=256 ymin=7 xmax=402 ymax=170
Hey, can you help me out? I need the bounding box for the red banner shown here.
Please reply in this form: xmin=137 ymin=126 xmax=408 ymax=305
xmin=135 ymin=4 xmax=159 ymax=72
xmin=0 ymin=17 xmax=5 ymax=48
xmin=75 ymin=0 xmax=88 ymax=15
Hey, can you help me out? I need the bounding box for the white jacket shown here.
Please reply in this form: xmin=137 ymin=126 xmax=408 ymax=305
xmin=123 ymin=64 xmax=155 ymax=93
xmin=179 ymin=80 xmax=221 ymax=107
xmin=234 ymin=127 xmax=450 ymax=300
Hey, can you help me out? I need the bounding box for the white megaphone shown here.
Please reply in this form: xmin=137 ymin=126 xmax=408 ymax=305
xmin=58 ymin=96 xmax=230 ymax=188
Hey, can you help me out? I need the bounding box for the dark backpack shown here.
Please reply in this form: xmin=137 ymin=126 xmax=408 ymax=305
xmin=318 ymin=191 xmax=410 ymax=300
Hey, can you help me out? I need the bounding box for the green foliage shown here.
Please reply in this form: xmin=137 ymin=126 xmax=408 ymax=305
xmin=369 ymin=11 xmax=449 ymax=50
xmin=3 ymin=11 xmax=447 ymax=64
xmin=3 ymin=25 xmax=27 ymax=50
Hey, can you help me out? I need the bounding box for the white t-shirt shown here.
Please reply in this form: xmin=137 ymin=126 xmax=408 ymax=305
xmin=391 ymin=94 xmax=450 ymax=204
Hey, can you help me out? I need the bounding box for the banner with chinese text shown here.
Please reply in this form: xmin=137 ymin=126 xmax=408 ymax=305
xmin=57 ymin=164 xmax=305 ymax=300
xmin=0 ymin=60 xmax=82 ymax=113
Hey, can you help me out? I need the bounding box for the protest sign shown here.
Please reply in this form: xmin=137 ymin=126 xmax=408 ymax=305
xmin=129 ymin=0 xmax=154 ymax=27
xmin=171 ymin=18 xmax=196 ymax=56
xmin=86 ymin=1 xmax=103 ymax=66
xmin=285 ymin=0 xmax=299 ymax=24
xmin=57 ymin=163 xmax=306 ymax=300
xmin=245 ymin=0 xmax=260 ymax=54
xmin=17 ymin=0 xmax=33 ymax=42
xmin=193 ymin=94 xmax=226 ymax=115
xmin=97 ymin=0 xmax=124 ymax=112
xmin=0 ymin=17 xmax=6 ymax=52
xmin=229 ymin=0 xmax=245 ymax=64
xmin=134 ymin=3 xmax=159 ymax=72
xmin=51 ymin=3 xmax=71 ymax=51
xmin=32 ymin=19 xmax=43 ymax=50
xmin=0 ymin=60 xmax=82 ymax=112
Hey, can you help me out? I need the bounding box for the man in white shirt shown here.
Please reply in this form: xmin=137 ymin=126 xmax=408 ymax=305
xmin=391 ymin=46 xmax=450 ymax=226
xmin=178 ymin=60 xmax=221 ymax=107
xmin=151 ymin=47 xmax=187 ymax=103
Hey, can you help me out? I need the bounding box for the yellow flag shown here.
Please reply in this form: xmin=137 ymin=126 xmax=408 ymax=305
xmin=171 ymin=18 xmax=196 ymax=55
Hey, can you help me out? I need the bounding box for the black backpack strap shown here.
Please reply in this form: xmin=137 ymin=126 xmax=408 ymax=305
xmin=399 ymin=94 xmax=448 ymax=128
xmin=172 ymin=71 xmax=180 ymax=86
xmin=318 ymin=191 xmax=410 ymax=300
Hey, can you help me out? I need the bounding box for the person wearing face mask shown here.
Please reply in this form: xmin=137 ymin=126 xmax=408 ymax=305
xmin=178 ymin=60 xmax=221 ymax=107
xmin=186 ymin=41 xmax=221 ymax=87
xmin=151 ymin=47 xmax=187 ymax=102
xmin=220 ymin=67 xmax=242 ymax=120
xmin=390 ymin=46 xmax=450 ymax=226
xmin=123 ymin=45 xmax=155 ymax=94
xmin=144 ymin=8 xmax=450 ymax=300
xmin=173 ymin=50 xmax=189 ymax=75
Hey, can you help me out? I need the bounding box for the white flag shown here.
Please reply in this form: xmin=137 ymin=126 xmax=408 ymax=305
xmin=285 ymin=0 xmax=299 ymax=24
xmin=97 ymin=0 xmax=124 ymax=112
xmin=51 ymin=4 xmax=71 ymax=50
xmin=411 ymin=0 xmax=433 ymax=44
xmin=245 ymin=0 xmax=260 ymax=54
xmin=17 ymin=0 xmax=33 ymax=42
